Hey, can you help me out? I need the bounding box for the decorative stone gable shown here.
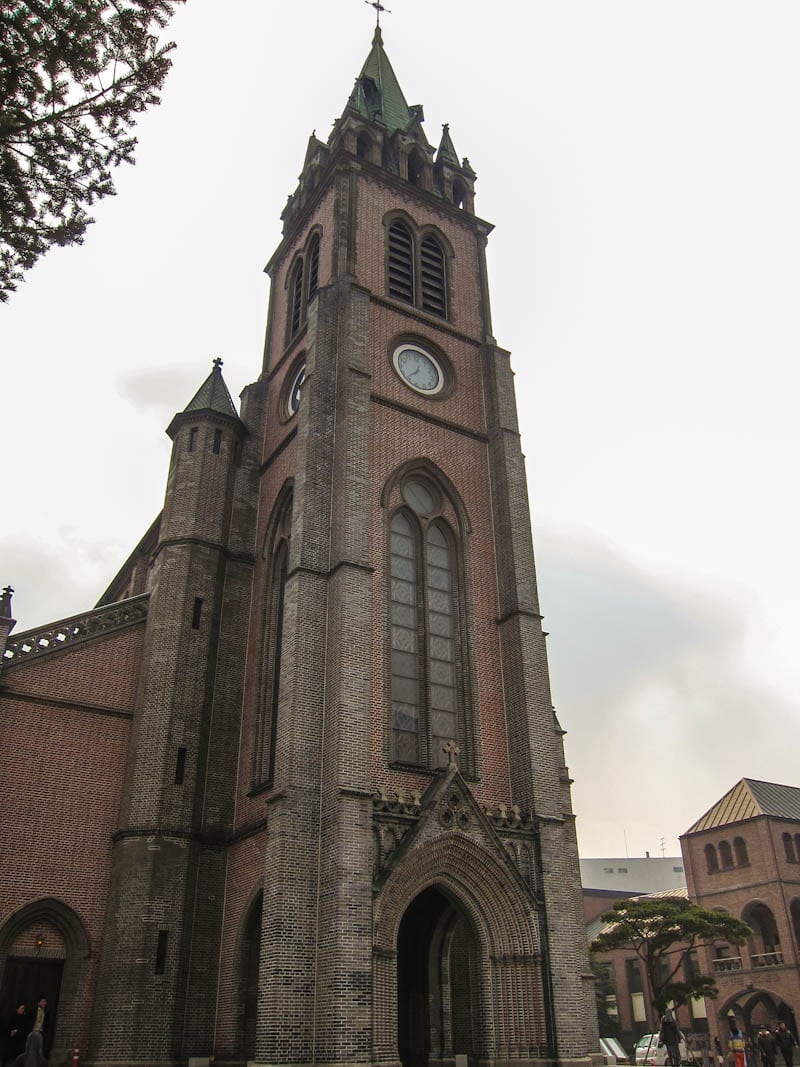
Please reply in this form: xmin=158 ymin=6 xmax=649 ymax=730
xmin=372 ymin=761 xmax=542 ymax=901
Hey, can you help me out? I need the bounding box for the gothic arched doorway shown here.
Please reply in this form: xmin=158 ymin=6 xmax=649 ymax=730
xmin=0 ymin=898 xmax=90 ymax=1059
xmin=239 ymin=890 xmax=262 ymax=1060
xmin=397 ymin=886 xmax=478 ymax=1067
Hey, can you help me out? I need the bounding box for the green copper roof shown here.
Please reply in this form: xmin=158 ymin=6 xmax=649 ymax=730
xmin=436 ymin=124 xmax=459 ymax=166
xmin=347 ymin=27 xmax=414 ymax=135
xmin=183 ymin=358 xmax=239 ymax=420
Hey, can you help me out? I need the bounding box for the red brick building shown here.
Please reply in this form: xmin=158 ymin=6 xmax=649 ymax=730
xmin=682 ymin=778 xmax=800 ymax=1041
xmin=0 ymin=27 xmax=597 ymax=1067
xmin=588 ymin=780 xmax=800 ymax=1056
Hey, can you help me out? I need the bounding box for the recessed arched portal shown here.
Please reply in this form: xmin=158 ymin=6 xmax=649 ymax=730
xmin=0 ymin=898 xmax=91 ymax=1058
xmin=397 ymin=886 xmax=478 ymax=1067
xmin=720 ymin=990 xmax=798 ymax=1037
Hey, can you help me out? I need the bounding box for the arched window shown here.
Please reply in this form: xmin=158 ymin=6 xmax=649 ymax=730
xmin=289 ymin=258 xmax=304 ymax=337
xmin=743 ymin=901 xmax=781 ymax=960
xmin=389 ymin=476 xmax=469 ymax=771
xmin=254 ymin=491 xmax=292 ymax=787
xmin=452 ymin=179 xmax=467 ymax=209
xmin=734 ymin=837 xmax=749 ymax=866
xmin=705 ymin=843 xmax=719 ymax=873
xmin=307 ymin=233 xmax=320 ymax=301
xmin=407 ymin=149 xmax=425 ymax=187
xmin=356 ymin=130 xmax=372 ymax=161
xmin=783 ymin=833 xmax=797 ymax=863
xmin=791 ymin=898 xmax=800 ymax=950
xmin=719 ymin=840 xmax=733 ymax=869
xmin=420 ymin=235 xmax=447 ymax=318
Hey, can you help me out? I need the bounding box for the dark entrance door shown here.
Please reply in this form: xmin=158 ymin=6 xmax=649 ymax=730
xmin=397 ymin=887 xmax=477 ymax=1067
xmin=0 ymin=958 xmax=64 ymax=1054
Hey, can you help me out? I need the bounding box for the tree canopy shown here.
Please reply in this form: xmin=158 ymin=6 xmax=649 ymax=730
xmin=0 ymin=0 xmax=183 ymax=301
xmin=591 ymin=896 xmax=751 ymax=1016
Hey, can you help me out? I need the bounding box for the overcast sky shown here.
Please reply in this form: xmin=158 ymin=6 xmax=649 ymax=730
xmin=3 ymin=1 xmax=799 ymax=860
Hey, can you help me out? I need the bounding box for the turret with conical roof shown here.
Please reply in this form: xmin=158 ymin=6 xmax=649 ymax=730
xmin=92 ymin=358 xmax=256 ymax=1060
xmin=162 ymin=357 xmax=247 ymax=544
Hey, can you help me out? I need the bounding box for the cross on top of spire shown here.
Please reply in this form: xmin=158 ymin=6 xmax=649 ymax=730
xmin=364 ymin=0 xmax=391 ymax=30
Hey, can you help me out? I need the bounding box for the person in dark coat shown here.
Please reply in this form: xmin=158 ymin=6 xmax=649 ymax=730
xmin=2 ymin=1006 xmax=29 ymax=1067
xmin=659 ymin=1008 xmax=682 ymax=1067
xmin=775 ymin=1024 xmax=798 ymax=1067
xmin=758 ymin=1028 xmax=777 ymax=1067
xmin=15 ymin=1000 xmax=46 ymax=1067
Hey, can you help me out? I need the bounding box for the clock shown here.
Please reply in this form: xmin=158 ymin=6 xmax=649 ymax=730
xmin=287 ymin=363 xmax=306 ymax=416
xmin=392 ymin=344 xmax=444 ymax=395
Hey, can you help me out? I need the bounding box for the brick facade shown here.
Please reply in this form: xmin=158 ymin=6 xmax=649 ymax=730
xmin=0 ymin=28 xmax=597 ymax=1067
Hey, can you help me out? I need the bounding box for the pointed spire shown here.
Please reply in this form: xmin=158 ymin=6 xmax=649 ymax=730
xmin=344 ymin=29 xmax=417 ymax=137
xmin=436 ymin=123 xmax=459 ymax=167
xmin=182 ymin=358 xmax=239 ymax=420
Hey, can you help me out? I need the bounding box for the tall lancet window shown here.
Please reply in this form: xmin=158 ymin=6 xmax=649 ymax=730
xmin=389 ymin=474 xmax=471 ymax=771
xmin=254 ymin=489 xmax=293 ymax=788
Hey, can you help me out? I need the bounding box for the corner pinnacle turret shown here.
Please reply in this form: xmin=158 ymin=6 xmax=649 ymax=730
xmin=277 ymin=28 xmax=479 ymax=235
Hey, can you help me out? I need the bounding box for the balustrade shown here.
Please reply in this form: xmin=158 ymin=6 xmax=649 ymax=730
xmin=2 ymin=595 xmax=149 ymax=665
xmin=751 ymin=950 xmax=783 ymax=967
xmin=713 ymin=956 xmax=742 ymax=973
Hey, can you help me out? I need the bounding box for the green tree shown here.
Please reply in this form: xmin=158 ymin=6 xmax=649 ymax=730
xmin=0 ymin=0 xmax=183 ymax=301
xmin=592 ymin=958 xmax=622 ymax=1039
xmin=591 ymin=896 xmax=751 ymax=1016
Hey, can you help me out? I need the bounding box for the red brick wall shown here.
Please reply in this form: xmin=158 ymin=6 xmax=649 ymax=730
xmin=0 ymin=624 xmax=142 ymax=1048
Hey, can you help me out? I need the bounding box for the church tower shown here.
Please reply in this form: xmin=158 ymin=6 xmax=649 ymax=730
xmin=226 ymin=25 xmax=598 ymax=1067
xmin=28 ymin=24 xmax=599 ymax=1067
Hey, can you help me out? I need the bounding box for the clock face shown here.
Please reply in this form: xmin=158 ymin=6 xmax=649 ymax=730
xmin=287 ymin=363 xmax=306 ymax=415
xmin=393 ymin=344 xmax=444 ymax=395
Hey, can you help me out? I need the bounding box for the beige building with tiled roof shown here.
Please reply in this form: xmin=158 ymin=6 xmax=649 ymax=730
xmin=681 ymin=778 xmax=800 ymax=1042
xmin=588 ymin=780 xmax=800 ymax=1055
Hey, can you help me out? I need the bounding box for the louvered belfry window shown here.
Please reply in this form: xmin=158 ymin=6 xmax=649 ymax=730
xmin=308 ymin=234 xmax=320 ymax=300
xmin=388 ymin=221 xmax=414 ymax=304
xmin=290 ymin=260 xmax=304 ymax=336
xmin=420 ymin=235 xmax=446 ymax=317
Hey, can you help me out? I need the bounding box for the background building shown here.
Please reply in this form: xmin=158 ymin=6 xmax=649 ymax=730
xmin=682 ymin=778 xmax=800 ymax=1039
xmin=587 ymin=779 xmax=800 ymax=1055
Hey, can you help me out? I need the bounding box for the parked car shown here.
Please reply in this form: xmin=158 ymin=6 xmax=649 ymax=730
xmin=635 ymin=1033 xmax=690 ymax=1067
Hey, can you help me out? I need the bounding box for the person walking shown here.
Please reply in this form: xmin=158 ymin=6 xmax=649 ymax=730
xmin=728 ymin=1013 xmax=747 ymax=1067
xmin=21 ymin=999 xmax=46 ymax=1067
xmin=758 ymin=1028 xmax=777 ymax=1067
xmin=1 ymin=1006 xmax=29 ymax=1067
xmin=659 ymin=1008 xmax=682 ymax=1067
xmin=775 ymin=1024 xmax=798 ymax=1067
